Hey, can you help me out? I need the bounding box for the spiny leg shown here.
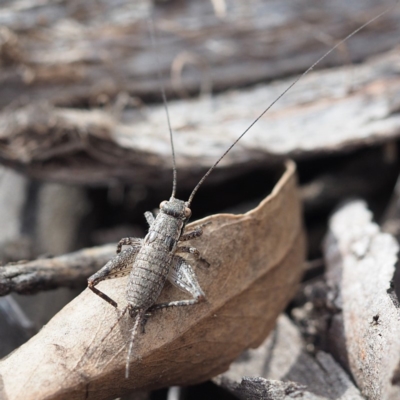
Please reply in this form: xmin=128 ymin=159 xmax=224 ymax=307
xmin=88 ymin=286 xmax=118 ymax=308
xmin=176 ymin=245 xmax=210 ymax=267
xmin=179 ymin=221 xmax=211 ymax=242
xmin=147 ymin=256 xmax=206 ymax=313
xmin=116 ymin=237 xmax=142 ymax=254
xmin=88 ymin=246 xmax=141 ymax=308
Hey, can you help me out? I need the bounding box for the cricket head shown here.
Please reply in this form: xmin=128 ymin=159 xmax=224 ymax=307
xmin=159 ymin=197 xmax=192 ymax=222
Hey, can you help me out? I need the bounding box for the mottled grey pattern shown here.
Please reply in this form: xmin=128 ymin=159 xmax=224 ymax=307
xmin=87 ymin=197 xmax=210 ymax=377
xmin=126 ymin=245 xmax=172 ymax=309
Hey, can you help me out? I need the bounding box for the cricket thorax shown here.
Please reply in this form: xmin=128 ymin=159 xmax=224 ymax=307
xmin=143 ymin=198 xmax=191 ymax=250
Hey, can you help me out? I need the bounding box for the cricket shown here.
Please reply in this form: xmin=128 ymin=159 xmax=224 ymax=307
xmin=85 ymin=3 xmax=398 ymax=379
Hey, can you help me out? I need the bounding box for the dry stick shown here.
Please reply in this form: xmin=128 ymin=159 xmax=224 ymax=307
xmin=0 ymin=244 xmax=115 ymax=296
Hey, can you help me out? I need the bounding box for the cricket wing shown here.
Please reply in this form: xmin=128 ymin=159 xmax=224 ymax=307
xmin=168 ymin=255 xmax=205 ymax=300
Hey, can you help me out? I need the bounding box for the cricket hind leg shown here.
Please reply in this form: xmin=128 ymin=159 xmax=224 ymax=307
xmin=147 ymin=256 xmax=206 ymax=313
xmin=88 ymin=245 xmax=141 ymax=308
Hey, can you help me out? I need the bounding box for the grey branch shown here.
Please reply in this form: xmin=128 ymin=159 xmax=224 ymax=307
xmin=0 ymin=244 xmax=115 ymax=296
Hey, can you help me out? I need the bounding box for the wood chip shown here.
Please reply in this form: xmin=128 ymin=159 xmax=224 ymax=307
xmin=1 ymin=0 xmax=398 ymax=107
xmin=215 ymin=314 xmax=363 ymax=400
xmin=324 ymin=200 xmax=400 ymax=399
xmin=1 ymin=49 xmax=400 ymax=185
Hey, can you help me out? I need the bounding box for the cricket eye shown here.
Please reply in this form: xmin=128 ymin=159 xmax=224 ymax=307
xmin=184 ymin=207 xmax=192 ymax=218
xmin=160 ymin=200 xmax=168 ymax=209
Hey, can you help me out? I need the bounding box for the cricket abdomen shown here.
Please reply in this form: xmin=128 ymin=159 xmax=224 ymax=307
xmin=126 ymin=242 xmax=173 ymax=310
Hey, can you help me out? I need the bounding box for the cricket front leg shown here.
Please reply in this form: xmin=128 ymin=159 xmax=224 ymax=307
xmin=179 ymin=221 xmax=211 ymax=242
xmin=147 ymin=256 xmax=206 ymax=313
xmin=88 ymin=244 xmax=141 ymax=308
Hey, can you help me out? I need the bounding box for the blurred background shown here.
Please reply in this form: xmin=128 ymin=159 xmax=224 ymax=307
xmin=0 ymin=0 xmax=399 ymax=398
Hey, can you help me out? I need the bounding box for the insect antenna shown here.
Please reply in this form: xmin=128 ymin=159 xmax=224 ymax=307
xmin=186 ymin=2 xmax=398 ymax=206
xmin=125 ymin=310 xmax=145 ymax=378
xmin=148 ymin=18 xmax=178 ymax=199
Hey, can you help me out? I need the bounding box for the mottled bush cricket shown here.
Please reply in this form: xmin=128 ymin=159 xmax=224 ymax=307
xmin=87 ymin=5 xmax=397 ymax=378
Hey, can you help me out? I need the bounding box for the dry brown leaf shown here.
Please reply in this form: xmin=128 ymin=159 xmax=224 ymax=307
xmin=0 ymin=161 xmax=305 ymax=400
